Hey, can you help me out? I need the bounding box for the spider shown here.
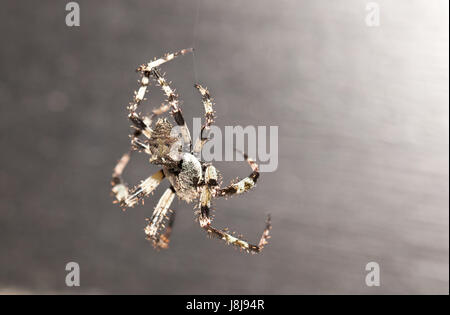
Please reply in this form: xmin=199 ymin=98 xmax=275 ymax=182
xmin=111 ymin=48 xmax=271 ymax=253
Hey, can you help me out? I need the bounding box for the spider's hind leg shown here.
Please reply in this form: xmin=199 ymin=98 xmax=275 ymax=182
xmin=202 ymin=215 xmax=272 ymax=254
xmin=198 ymin=184 xmax=271 ymax=253
xmin=197 ymin=166 xmax=271 ymax=253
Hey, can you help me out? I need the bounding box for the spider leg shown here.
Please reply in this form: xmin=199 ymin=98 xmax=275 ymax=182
xmin=129 ymin=48 xmax=192 ymax=139
xmin=138 ymin=48 xmax=193 ymax=72
xmin=136 ymin=48 xmax=193 ymax=148
xmin=193 ymin=84 xmax=215 ymax=156
xmin=155 ymin=206 xmax=177 ymax=249
xmin=198 ymin=183 xmax=271 ymax=253
xmin=111 ymin=152 xmax=165 ymax=208
xmin=197 ymin=165 xmax=270 ymax=253
xmin=132 ymin=48 xmax=194 ymax=138
xmin=214 ymin=152 xmax=260 ymax=197
xmin=128 ymin=70 xmax=154 ymax=139
xmin=145 ymin=186 xmax=176 ymax=249
xmin=150 ymin=67 xmax=192 ymax=150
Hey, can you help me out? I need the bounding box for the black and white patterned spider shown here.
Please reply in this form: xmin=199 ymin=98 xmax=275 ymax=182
xmin=111 ymin=48 xmax=271 ymax=253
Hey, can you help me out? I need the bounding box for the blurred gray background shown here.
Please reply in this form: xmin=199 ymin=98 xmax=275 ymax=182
xmin=0 ymin=0 xmax=448 ymax=294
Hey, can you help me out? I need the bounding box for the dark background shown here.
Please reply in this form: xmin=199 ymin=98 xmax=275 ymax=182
xmin=0 ymin=0 xmax=448 ymax=294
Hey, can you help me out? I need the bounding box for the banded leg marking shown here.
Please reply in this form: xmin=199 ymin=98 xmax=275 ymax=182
xmin=193 ymin=84 xmax=215 ymax=155
xmin=129 ymin=48 xmax=194 ymax=139
xmin=155 ymin=207 xmax=177 ymax=249
xmin=198 ymin=165 xmax=270 ymax=253
xmin=216 ymin=153 xmax=260 ymax=197
xmin=138 ymin=48 xmax=193 ymax=72
xmin=111 ymin=152 xmax=132 ymax=203
xmin=128 ymin=71 xmax=153 ymax=139
xmin=201 ymin=216 xmax=271 ymax=254
xmin=111 ymin=152 xmax=165 ymax=209
xmin=198 ymin=184 xmax=271 ymax=253
xmin=150 ymin=68 xmax=192 ymax=149
xmin=145 ymin=187 xmax=176 ymax=248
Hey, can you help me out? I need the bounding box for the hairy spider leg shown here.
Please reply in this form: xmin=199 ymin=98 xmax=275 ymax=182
xmin=215 ymin=151 xmax=260 ymax=197
xmin=145 ymin=186 xmax=176 ymax=249
xmin=198 ymin=166 xmax=271 ymax=253
xmin=200 ymin=213 xmax=271 ymax=254
xmin=136 ymin=48 xmax=194 ymax=149
xmin=150 ymin=67 xmax=192 ymax=150
xmin=192 ymin=84 xmax=215 ymax=156
xmin=130 ymin=48 xmax=193 ymax=140
xmin=128 ymin=71 xmax=154 ymax=139
xmin=139 ymin=48 xmax=194 ymax=72
xmin=154 ymin=201 xmax=177 ymax=249
xmin=111 ymin=152 xmax=165 ymax=209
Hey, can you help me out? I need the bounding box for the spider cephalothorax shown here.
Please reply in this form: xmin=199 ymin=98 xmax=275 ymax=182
xmin=111 ymin=48 xmax=271 ymax=253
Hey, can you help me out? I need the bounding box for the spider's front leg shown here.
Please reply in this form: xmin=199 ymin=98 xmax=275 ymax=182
xmin=145 ymin=186 xmax=176 ymax=249
xmin=149 ymin=67 xmax=192 ymax=149
xmin=135 ymin=48 xmax=194 ymax=148
xmin=197 ymin=166 xmax=271 ymax=253
xmin=129 ymin=48 xmax=193 ymax=139
xmin=128 ymin=70 xmax=154 ymax=139
xmin=111 ymin=152 xmax=165 ymax=209
xmin=139 ymin=48 xmax=193 ymax=71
